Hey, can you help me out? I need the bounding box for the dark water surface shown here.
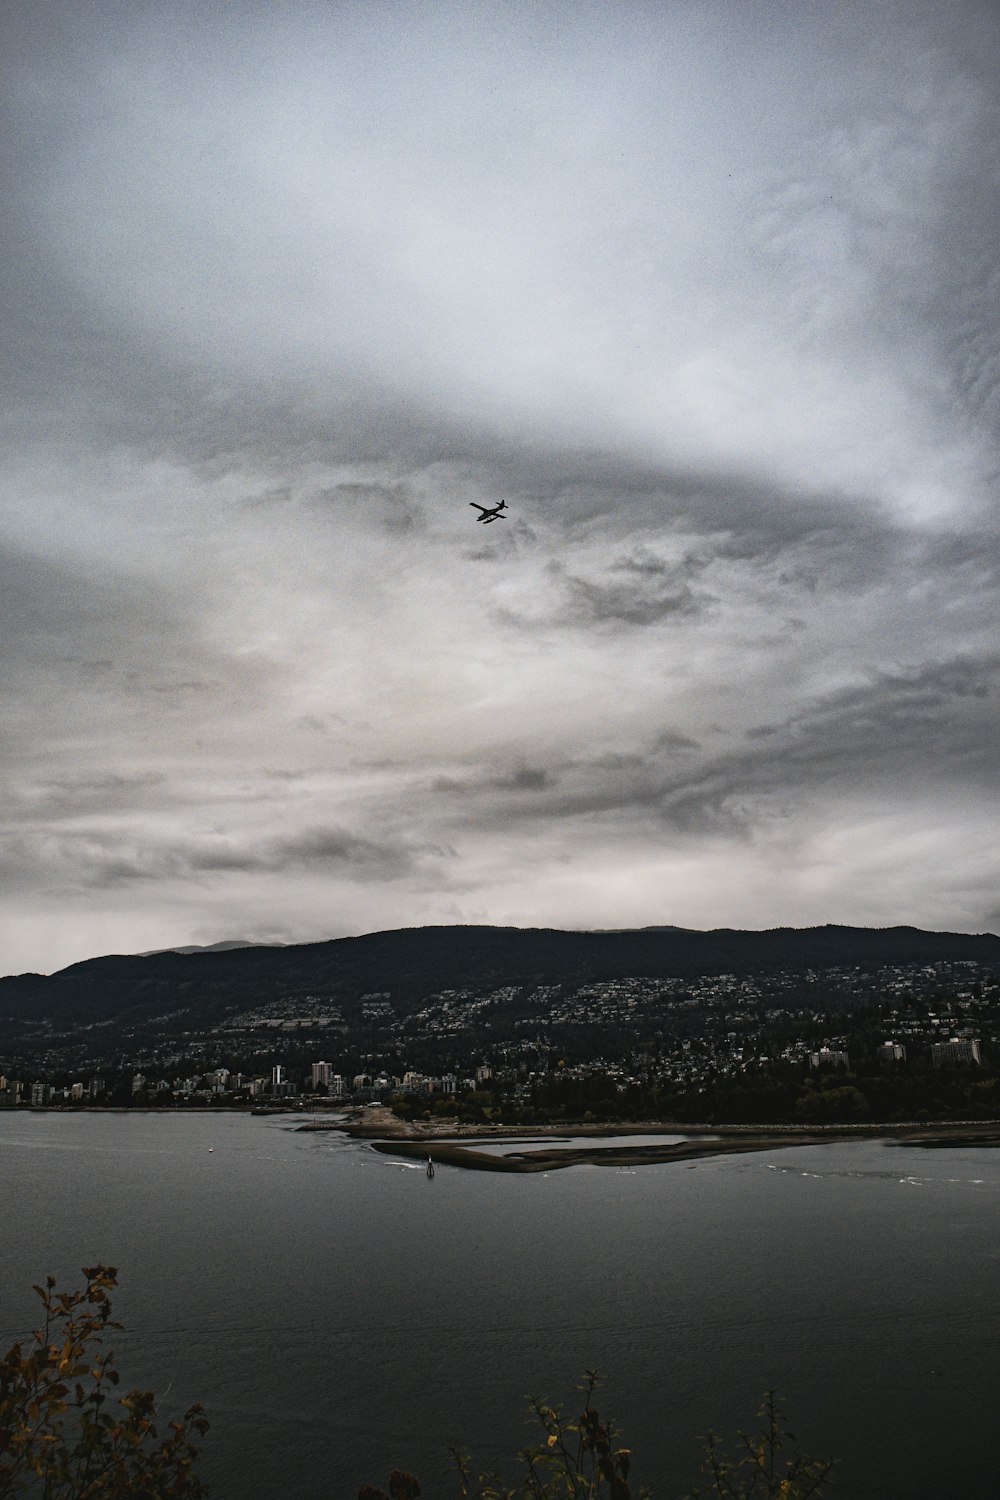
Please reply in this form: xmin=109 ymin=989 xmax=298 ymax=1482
xmin=2 ymin=1112 xmax=997 ymax=1499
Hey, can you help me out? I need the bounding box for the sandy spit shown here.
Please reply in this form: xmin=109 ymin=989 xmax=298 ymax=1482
xmin=296 ymin=1109 xmax=1000 ymax=1173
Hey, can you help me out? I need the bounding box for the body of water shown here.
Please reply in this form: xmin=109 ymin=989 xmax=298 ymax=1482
xmin=1 ymin=1111 xmax=997 ymax=1499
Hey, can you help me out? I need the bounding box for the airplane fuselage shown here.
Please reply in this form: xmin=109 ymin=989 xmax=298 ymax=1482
xmin=470 ymin=500 xmax=507 ymax=522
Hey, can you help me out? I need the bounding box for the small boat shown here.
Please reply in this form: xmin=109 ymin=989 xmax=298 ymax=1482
xmin=426 ymin=1157 xmax=435 ymax=1178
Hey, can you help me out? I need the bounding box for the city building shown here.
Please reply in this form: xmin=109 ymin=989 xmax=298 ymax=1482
xmin=809 ymin=1047 xmax=849 ymax=1070
xmin=931 ymin=1037 xmax=981 ymax=1067
xmin=311 ymin=1061 xmax=332 ymax=1091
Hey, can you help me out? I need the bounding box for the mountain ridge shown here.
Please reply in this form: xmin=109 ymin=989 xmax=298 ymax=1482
xmin=2 ymin=922 xmax=998 ymax=1071
xmin=49 ymin=918 xmax=1000 ymax=977
xmin=4 ymin=920 xmax=999 ymax=995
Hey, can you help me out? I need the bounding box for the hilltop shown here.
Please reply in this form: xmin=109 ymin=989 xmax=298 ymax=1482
xmin=4 ymin=923 xmax=999 ymax=1120
xmin=2 ymin=921 xmax=998 ymax=1046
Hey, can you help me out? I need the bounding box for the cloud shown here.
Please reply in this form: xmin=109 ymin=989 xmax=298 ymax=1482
xmin=0 ymin=820 xmax=449 ymax=899
xmin=635 ymin=652 xmax=1000 ymax=836
xmin=313 ymin=482 xmax=425 ymax=535
xmin=2 ymin=0 xmax=1000 ymax=970
xmin=403 ymin=651 xmax=1000 ymax=841
xmin=192 ymin=825 xmax=440 ymax=882
xmin=491 ymin=766 xmax=552 ymax=792
xmin=552 ymin=548 xmax=711 ymax=628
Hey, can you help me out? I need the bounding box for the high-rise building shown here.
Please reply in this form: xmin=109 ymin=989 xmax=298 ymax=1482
xmin=809 ymin=1047 xmax=849 ymax=1070
xmin=931 ymin=1037 xmax=981 ymax=1068
xmin=311 ymin=1061 xmax=332 ymax=1091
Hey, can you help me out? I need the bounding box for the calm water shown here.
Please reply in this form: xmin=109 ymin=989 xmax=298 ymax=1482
xmin=1 ymin=1112 xmax=998 ymax=1499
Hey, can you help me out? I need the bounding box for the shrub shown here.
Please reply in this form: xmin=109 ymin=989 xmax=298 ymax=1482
xmin=360 ymin=1374 xmax=834 ymax=1500
xmin=0 ymin=1266 xmax=208 ymax=1498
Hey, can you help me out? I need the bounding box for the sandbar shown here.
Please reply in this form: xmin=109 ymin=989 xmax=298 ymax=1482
xmin=298 ymin=1111 xmax=1000 ymax=1173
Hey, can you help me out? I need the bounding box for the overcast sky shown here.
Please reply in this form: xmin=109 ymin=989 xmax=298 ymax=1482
xmin=3 ymin=0 xmax=999 ymax=975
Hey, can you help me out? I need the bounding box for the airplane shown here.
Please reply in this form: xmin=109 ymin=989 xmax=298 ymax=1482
xmin=469 ymin=499 xmax=507 ymax=524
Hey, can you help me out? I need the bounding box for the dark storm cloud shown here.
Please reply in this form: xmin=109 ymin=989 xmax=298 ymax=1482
xmin=677 ymin=652 xmax=999 ymax=826
xmin=553 ymin=548 xmax=711 ymax=628
xmin=492 ymin=766 xmax=553 ymax=793
xmin=417 ymin=651 xmax=1000 ymax=841
xmin=742 ymin=655 xmax=1000 ymax=783
xmin=313 ymin=483 xmax=425 ymax=535
xmin=15 ymin=773 xmax=169 ymax=823
xmin=0 ymin=821 xmax=447 ymax=896
xmin=192 ymin=825 xmax=440 ymax=881
xmin=431 ymin=765 xmax=554 ymax=797
xmin=645 ymin=655 xmax=1000 ymax=836
xmin=0 ymin=829 xmax=173 ymax=895
xmin=651 ymin=732 xmax=701 ymax=753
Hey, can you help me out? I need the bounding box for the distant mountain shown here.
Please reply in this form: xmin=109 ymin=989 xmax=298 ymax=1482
xmin=137 ymin=940 xmax=276 ymax=957
xmin=2 ymin=923 xmax=998 ymax=1042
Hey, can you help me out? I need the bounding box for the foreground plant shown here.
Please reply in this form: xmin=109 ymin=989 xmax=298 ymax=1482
xmin=0 ymin=1265 xmax=208 ymax=1498
xmin=360 ymin=1374 xmax=834 ymax=1500
xmin=690 ymin=1391 xmax=835 ymax=1498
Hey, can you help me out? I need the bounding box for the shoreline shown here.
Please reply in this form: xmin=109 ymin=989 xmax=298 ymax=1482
xmin=301 ymin=1108 xmax=1000 ymax=1173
